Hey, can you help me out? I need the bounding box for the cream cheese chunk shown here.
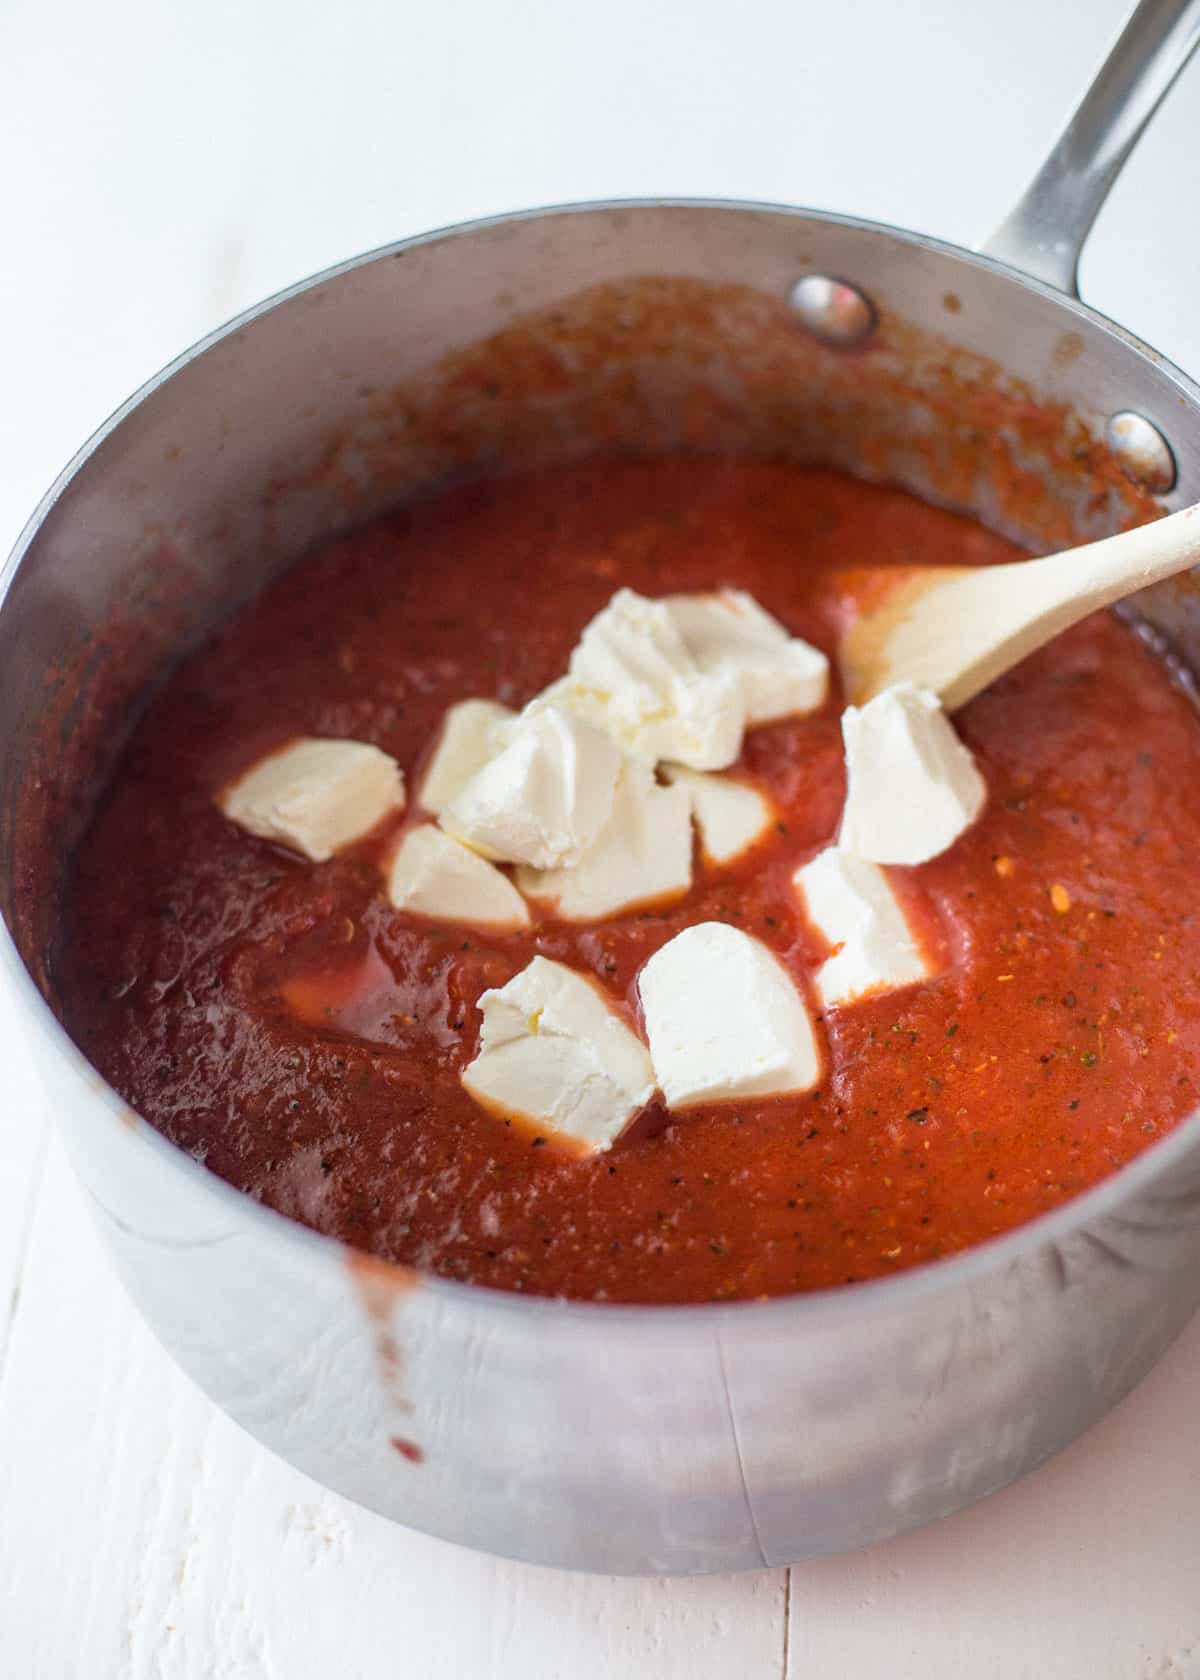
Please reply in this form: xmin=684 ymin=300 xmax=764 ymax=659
xmin=795 ymin=847 xmax=929 ymax=1008
xmin=533 ymin=587 xmax=828 ymax=771
xmin=638 ymin=922 xmax=820 ymax=1108
xmin=462 ymin=956 xmax=656 ymax=1152
xmin=839 ymin=681 xmax=986 ymax=865
xmin=664 ymin=588 xmax=829 ymax=724
xmin=220 ymin=737 xmax=404 ymax=862
xmin=440 ymin=705 xmax=620 ymax=869
xmin=517 ymin=761 xmax=692 ymax=921
xmin=387 ymin=824 xmax=530 ymax=930
xmin=662 ymin=765 xmax=773 ymax=864
xmin=417 ymin=699 xmax=514 ymax=815
xmin=535 ymin=588 xmax=745 ymax=770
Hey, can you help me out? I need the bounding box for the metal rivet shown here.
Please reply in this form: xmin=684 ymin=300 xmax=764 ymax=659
xmin=1106 ymin=410 xmax=1177 ymax=494
xmin=788 ymin=275 xmax=876 ymax=347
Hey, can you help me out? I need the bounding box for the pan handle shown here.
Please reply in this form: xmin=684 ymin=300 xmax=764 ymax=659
xmin=982 ymin=0 xmax=1200 ymax=296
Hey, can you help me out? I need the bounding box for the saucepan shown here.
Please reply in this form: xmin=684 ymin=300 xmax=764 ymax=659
xmin=3 ymin=0 xmax=1200 ymax=1575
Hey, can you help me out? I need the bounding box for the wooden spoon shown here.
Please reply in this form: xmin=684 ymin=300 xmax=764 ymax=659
xmin=839 ymin=502 xmax=1200 ymax=710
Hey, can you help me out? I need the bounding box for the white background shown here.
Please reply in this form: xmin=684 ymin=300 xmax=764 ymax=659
xmin=3 ymin=1 xmax=1200 ymax=1674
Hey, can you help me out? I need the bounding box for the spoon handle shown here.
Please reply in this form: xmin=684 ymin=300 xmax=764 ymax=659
xmin=937 ymin=502 xmax=1200 ymax=709
xmin=840 ymin=503 xmax=1200 ymax=711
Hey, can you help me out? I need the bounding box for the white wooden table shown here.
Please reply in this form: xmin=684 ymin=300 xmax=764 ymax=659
xmin=4 ymin=2 xmax=1200 ymax=1673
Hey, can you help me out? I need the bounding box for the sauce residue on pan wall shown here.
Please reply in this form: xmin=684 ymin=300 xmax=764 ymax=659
xmin=57 ymin=460 xmax=1200 ymax=1303
xmin=345 ymin=1248 xmax=424 ymax=1460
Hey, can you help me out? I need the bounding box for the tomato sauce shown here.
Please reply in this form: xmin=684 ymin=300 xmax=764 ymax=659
xmin=57 ymin=461 xmax=1200 ymax=1302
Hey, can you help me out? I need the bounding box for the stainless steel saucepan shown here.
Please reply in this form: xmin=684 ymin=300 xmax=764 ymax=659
xmin=3 ymin=0 xmax=1200 ymax=1575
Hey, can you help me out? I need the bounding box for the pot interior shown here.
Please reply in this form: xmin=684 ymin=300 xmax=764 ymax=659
xmin=2 ymin=202 xmax=1196 ymax=1012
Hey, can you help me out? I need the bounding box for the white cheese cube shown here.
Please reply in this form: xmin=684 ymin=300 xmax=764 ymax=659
xmin=417 ymin=699 xmax=514 ymax=815
xmin=839 ymin=681 xmax=986 ymax=865
xmin=517 ymin=761 xmax=692 ymax=921
xmin=664 ymin=589 xmax=829 ymax=724
xmin=462 ymin=956 xmax=656 ymax=1152
xmin=537 ymin=588 xmax=745 ymax=770
xmin=220 ymin=737 xmax=404 ymax=862
xmin=638 ymin=922 xmax=820 ymax=1108
xmin=387 ymin=824 xmax=530 ymax=930
xmin=662 ymin=766 xmax=773 ymax=865
xmin=440 ymin=705 xmax=620 ymax=869
xmin=795 ymin=848 xmax=930 ymax=1008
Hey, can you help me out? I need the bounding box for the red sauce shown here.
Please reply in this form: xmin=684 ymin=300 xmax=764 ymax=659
xmin=58 ymin=461 xmax=1200 ymax=1302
